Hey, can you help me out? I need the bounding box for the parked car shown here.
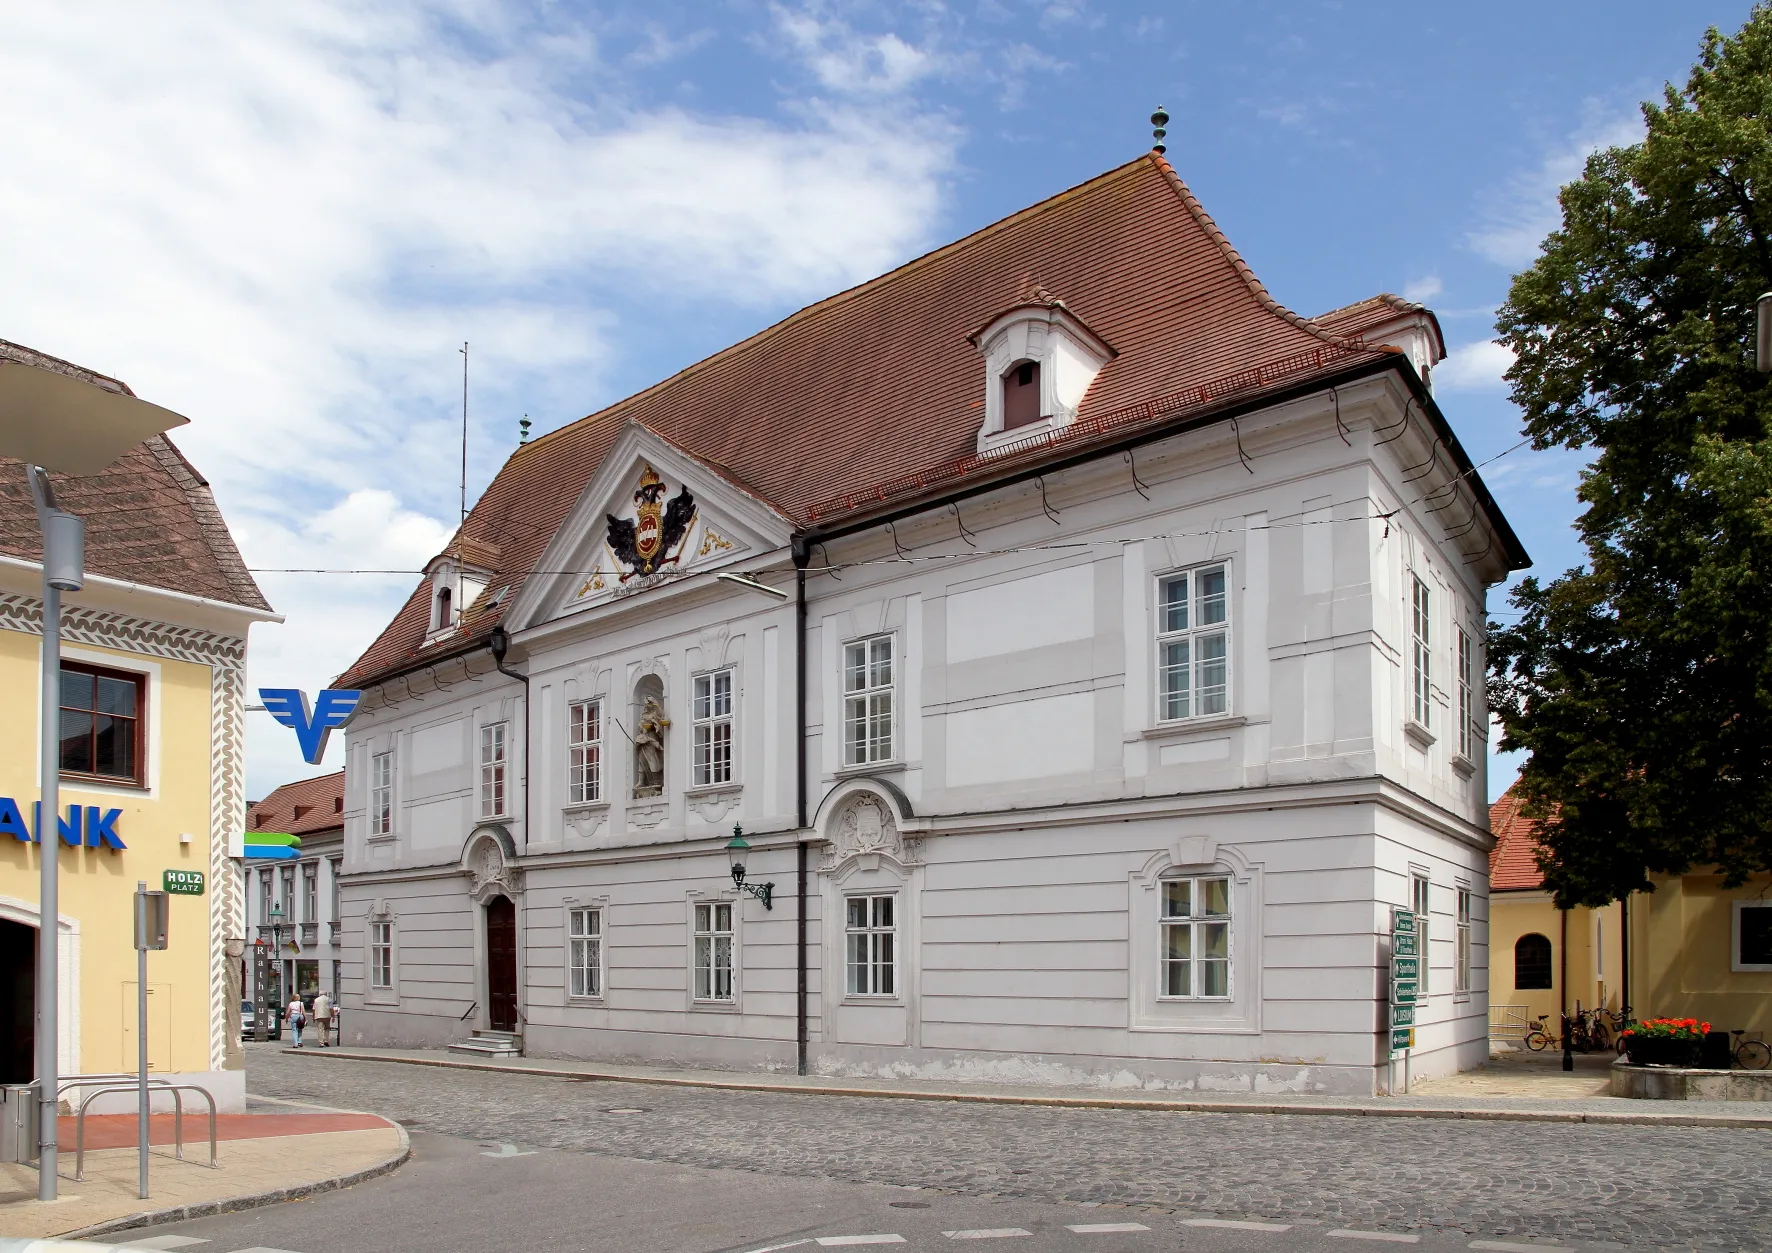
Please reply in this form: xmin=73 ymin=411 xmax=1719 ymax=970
xmin=240 ymin=998 xmax=282 ymax=1040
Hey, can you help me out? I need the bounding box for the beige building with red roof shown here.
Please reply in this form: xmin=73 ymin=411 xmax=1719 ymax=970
xmin=332 ymin=152 xmax=1528 ymax=1093
xmin=1488 ymin=785 xmax=1771 ymax=1050
xmin=0 ymin=338 xmax=279 ymax=1113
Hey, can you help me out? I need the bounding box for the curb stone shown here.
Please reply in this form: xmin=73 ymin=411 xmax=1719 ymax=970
xmin=58 ymin=1115 xmax=410 ymax=1240
xmin=291 ymin=1048 xmax=1772 ymax=1130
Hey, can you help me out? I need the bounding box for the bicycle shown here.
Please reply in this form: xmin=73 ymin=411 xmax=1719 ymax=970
xmin=1732 ymin=1030 xmax=1771 ymax=1070
xmin=1606 ymin=1005 xmax=1635 ymax=1055
xmin=1524 ymin=1015 xmax=1558 ymax=1052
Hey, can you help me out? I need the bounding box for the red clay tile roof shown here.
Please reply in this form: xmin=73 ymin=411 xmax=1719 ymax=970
xmin=1311 ymin=293 xmax=1431 ymax=341
xmin=340 ymin=154 xmax=1510 ymax=689
xmin=1489 ymin=785 xmax=1548 ymax=891
xmin=0 ymin=339 xmax=272 ymax=614
xmin=248 ymin=771 xmax=344 ymax=838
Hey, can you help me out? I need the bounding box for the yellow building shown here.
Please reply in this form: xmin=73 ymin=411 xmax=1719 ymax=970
xmin=0 ymin=339 xmax=277 ymax=1112
xmin=1488 ymin=786 xmax=1772 ymax=1048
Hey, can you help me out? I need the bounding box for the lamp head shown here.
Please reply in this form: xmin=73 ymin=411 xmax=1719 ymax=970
xmin=726 ymin=827 xmax=750 ymax=886
xmin=488 ymin=625 xmax=510 ymax=663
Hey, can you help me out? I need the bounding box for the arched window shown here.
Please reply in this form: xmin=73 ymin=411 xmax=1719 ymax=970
xmin=1514 ymin=932 xmax=1553 ymax=990
xmin=432 ymin=585 xmax=452 ymax=632
xmin=1002 ymin=360 xmax=1041 ymax=430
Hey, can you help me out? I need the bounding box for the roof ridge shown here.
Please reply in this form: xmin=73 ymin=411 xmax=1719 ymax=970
xmin=0 ymin=337 xmax=136 ymax=396
xmin=1313 ymin=292 xmax=1425 ymax=322
xmin=518 ymin=156 xmax=1159 ymax=459
xmin=1147 ymin=155 xmax=1361 ymax=351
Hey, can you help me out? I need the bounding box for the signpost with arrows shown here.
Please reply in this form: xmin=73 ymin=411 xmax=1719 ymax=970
xmin=1389 ymin=906 xmax=1416 ymax=1094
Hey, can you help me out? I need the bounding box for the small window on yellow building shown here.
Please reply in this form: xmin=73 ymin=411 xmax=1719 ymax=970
xmin=1515 ymin=933 xmax=1553 ymax=990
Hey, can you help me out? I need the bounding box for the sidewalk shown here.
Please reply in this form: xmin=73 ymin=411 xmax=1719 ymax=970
xmin=0 ymin=1100 xmax=408 ymax=1240
xmin=291 ymin=1042 xmax=1772 ymax=1128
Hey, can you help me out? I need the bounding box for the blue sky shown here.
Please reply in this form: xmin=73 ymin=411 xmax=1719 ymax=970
xmin=0 ymin=0 xmax=1756 ymax=798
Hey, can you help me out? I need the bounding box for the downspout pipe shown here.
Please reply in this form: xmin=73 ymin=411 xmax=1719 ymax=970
xmin=487 ymin=625 xmax=530 ymax=850
xmin=792 ymin=537 xmax=811 ymax=1076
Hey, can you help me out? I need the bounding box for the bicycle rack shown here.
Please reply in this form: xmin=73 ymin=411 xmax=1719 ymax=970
xmin=71 ymin=1081 xmax=218 ymax=1182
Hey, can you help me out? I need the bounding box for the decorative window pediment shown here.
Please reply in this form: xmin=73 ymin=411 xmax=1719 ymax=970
xmin=969 ymin=298 xmax=1115 ymax=454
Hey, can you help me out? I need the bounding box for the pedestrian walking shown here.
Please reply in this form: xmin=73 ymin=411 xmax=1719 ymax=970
xmin=312 ymin=990 xmax=332 ymax=1048
xmin=286 ymin=994 xmax=306 ymax=1048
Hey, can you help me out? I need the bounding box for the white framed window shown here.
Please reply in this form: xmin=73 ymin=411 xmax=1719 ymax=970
xmin=843 ymin=635 xmax=894 ymax=766
xmin=1410 ymin=576 xmax=1432 ymax=729
xmin=1412 ymin=872 xmax=1431 ymax=996
xmin=1457 ymin=627 xmax=1480 ymax=760
xmin=329 ymin=858 xmax=342 ymax=924
xmin=258 ymin=870 xmax=271 ymax=926
xmin=302 ymin=865 xmax=318 ymax=923
xmin=370 ymin=751 xmax=394 ymax=837
xmin=280 ymin=866 xmax=294 ymax=917
xmin=479 ymin=722 xmax=508 ymax=818
xmin=1159 ymin=875 xmax=1232 ymax=999
xmin=1455 ymin=886 xmax=1472 ymax=996
xmin=568 ymin=699 xmax=603 ymax=804
xmin=568 ymin=907 xmax=603 ymax=998
xmin=692 ymin=669 xmax=735 ymax=787
xmin=1156 ymin=564 xmax=1229 ymax=722
xmin=845 ymin=894 xmax=897 ymax=996
xmin=369 ymin=920 xmax=394 ymax=990
xmin=693 ymin=900 xmax=735 ymax=1001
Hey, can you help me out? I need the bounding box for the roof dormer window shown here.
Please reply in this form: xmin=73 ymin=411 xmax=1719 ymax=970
xmin=1003 ymin=360 xmax=1042 ymax=430
xmin=970 ymin=298 xmax=1115 ymax=455
xmin=431 ymin=584 xmax=453 ymax=634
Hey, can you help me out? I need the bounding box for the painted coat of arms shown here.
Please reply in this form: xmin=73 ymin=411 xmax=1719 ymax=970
xmin=607 ymin=466 xmax=696 ymax=581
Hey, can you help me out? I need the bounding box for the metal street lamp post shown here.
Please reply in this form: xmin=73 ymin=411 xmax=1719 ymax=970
xmin=0 ymin=359 xmax=188 ymax=1200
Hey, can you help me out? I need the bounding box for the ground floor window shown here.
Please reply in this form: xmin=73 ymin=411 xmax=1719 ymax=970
xmin=370 ymin=921 xmax=394 ymax=990
xmin=845 ymin=894 xmax=897 ymax=996
xmin=1514 ymin=933 xmax=1552 ymax=990
xmin=693 ymin=901 xmax=734 ymax=1001
xmin=1160 ymin=875 xmax=1231 ymax=998
xmin=569 ymin=907 xmax=603 ymax=998
xmin=1455 ymin=888 xmax=1472 ymax=995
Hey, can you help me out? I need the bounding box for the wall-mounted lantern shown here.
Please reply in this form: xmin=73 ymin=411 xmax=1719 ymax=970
xmin=725 ymin=826 xmax=775 ymax=911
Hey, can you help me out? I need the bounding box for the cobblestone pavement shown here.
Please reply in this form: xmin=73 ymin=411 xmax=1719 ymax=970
xmin=249 ymin=1048 xmax=1772 ymax=1250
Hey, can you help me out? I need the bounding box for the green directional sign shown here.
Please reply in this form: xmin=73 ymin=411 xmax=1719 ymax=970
xmin=1391 ymin=1027 xmax=1414 ymax=1051
xmin=1392 ymin=907 xmax=1416 ymax=936
xmin=163 ymin=869 xmax=205 ymax=896
xmin=1392 ymin=955 xmax=1420 ymax=981
xmin=1391 ymin=978 xmax=1418 ymax=1006
xmin=1393 ymin=931 xmax=1417 ymax=957
xmin=1390 ymin=1003 xmax=1415 ymax=1028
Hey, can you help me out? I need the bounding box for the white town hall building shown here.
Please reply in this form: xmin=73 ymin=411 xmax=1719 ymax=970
xmin=332 ymin=152 xmax=1526 ymax=1095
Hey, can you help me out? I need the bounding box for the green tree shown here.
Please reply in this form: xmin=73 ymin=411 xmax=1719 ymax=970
xmin=1489 ymin=7 xmax=1772 ymax=908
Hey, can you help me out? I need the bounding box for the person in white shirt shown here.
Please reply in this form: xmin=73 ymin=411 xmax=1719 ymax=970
xmin=312 ymin=991 xmax=332 ymax=1048
xmin=286 ymin=995 xmax=307 ymax=1048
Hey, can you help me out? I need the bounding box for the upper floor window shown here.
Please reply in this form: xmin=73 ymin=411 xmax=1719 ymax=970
xmin=1160 ymin=875 xmax=1231 ymax=999
xmin=692 ymin=670 xmax=735 ymax=787
xmin=369 ymin=751 xmax=394 ymax=837
xmin=431 ymin=584 xmax=453 ymax=633
xmin=1457 ymin=627 xmax=1483 ymax=761
xmin=1156 ymin=565 xmax=1228 ymax=722
xmin=1411 ymin=576 xmax=1432 ymax=730
xmin=568 ymin=699 xmax=603 ymax=804
xmin=302 ymin=864 xmax=318 ymax=923
xmin=1002 ymin=360 xmax=1042 ymax=430
xmin=258 ymin=870 xmax=272 ymax=926
xmin=1455 ymin=887 xmax=1472 ymax=995
xmin=480 ymin=722 xmax=508 ymax=818
xmin=59 ymin=662 xmax=146 ymax=786
xmin=329 ymin=858 xmax=342 ymax=923
xmin=843 ymin=636 xmax=894 ymax=767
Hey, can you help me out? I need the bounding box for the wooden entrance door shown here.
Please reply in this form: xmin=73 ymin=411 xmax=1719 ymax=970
xmin=486 ymin=896 xmax=519 ymax=1032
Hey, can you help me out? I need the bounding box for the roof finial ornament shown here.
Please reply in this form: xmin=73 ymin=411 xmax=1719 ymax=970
xmin=1151 ymin=106 xmax=1169 ymax=155
xmin=519 ymin=415 xmax=531 ymax=444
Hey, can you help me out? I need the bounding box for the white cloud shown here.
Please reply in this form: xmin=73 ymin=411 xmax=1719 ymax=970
xmin=0 ymin=1 xmax=957 ymax=797
xmin=1467 ymin=113 xmax=1644 ymax=269
xmin=1403 ymin=275 xmax=1443 ymax=304
xmin=773 ymin=4 xmax=941 ymax=94
xmin=1436 ymin=339 xmax=1515 ymax=392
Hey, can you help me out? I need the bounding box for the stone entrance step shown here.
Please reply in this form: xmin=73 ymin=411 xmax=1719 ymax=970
xmin=448 ymin=1030 xmax=523 ymax=1059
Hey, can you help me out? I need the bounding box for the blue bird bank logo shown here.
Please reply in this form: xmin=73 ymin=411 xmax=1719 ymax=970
xmin=261 ymin=688 xmax=362 ymax=764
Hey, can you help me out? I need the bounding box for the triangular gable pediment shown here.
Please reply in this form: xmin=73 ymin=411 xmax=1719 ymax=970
xmin=505 ymin=422 xmax=793 ymax=631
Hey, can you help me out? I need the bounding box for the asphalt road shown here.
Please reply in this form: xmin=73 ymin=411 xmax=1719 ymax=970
xmin=74 ymin=1047 xmax=1772 ymax=1252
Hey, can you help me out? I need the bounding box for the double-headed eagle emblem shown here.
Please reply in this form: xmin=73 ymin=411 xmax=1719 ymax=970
xmin=607 ymin=466 xmax=696 ymax=581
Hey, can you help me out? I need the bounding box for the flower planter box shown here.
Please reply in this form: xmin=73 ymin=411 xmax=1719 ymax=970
xmin=1611 ymin=1058 xmax=1772 ymax=1101
xmin=1622 ymin=1036 xmax=1701 ymax=1068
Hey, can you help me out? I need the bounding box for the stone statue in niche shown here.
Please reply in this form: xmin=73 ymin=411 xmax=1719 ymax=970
xmin=633 ymin=695 xmax=670 ymax=798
